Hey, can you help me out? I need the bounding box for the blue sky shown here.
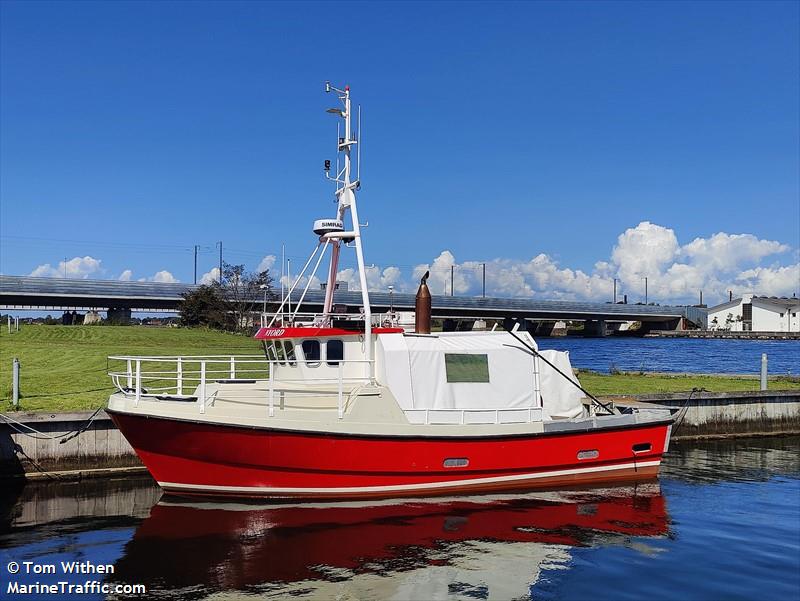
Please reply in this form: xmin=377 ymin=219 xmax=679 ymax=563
xmin=1 ymin=1 xmax=798 ymax=304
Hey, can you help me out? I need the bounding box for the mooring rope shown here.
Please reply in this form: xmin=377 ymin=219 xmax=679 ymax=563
xmin=504 ymin=326 xmax=617 ymax=415
xmin=0 ymin=408 xmax=103 ymax=443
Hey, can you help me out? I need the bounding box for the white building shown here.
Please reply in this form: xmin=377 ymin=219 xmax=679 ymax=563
xmin=708 ymin=293 xmax=800 ymax=332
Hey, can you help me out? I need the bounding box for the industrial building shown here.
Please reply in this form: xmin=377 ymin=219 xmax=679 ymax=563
xmin=707 ymin=293 xmax=800 ymax=332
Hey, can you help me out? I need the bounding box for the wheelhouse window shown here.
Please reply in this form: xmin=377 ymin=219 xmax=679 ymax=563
xmin=302 ymin=339 xmax=321 ymax=367
xmin=274 ymin=340 xmax=286 ymax=365
xmin=283 ymin=340 xmax=297 ymax=366
xmin=444 ymin=353 xmax=490 ymax=383
xmin=326 ymin=340 xmax=344 ymax=366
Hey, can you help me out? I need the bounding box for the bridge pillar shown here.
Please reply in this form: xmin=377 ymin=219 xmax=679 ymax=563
xmin=106 ymin=308 xmax=131 ymax=324
xmin=583 ymin=319 xmax=607 ymax=337
xmin=639 ymin=318 xmax=681 ymax=335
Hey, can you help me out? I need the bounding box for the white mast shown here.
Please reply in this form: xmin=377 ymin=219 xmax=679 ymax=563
xmin=321 ymin=82 xmax=373 ymax=378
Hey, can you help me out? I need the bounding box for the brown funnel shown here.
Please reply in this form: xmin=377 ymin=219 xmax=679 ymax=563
xmin=415 ymin=271 xmax=431 ymax=334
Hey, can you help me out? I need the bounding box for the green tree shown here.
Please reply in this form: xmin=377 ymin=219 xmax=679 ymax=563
xmin=179 ymin=263 xmax=276 ymax=333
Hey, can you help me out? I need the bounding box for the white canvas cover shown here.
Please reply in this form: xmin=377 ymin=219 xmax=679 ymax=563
xmin=538 ymin=350 xmax=585 ymax=419
xmin=378 ymin=331 xmax=537 ymax=411
xmin=376 ymin=332 xmax=586 ymax=420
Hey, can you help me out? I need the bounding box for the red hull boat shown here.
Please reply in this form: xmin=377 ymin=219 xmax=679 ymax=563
xmin=107 ymin=83 xmax=676 ymax=500
xmin=108 ymin=410 xmax=671 ymax=499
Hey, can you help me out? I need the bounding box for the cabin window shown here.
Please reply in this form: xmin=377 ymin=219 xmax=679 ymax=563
xmin=327 ymin=340 xmax=344 ymax=366
xmin=302 ymin=339 xmax=321 ymax=367
xmin=274 ymin=340 xmax=286 ymax=365
xmin=444 ymin=353 xmax=490 ymax=383
xmin=283 ymin=340 xmax=297 ymax=366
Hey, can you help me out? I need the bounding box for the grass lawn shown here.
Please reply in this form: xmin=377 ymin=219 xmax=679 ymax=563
xmin=576 ymin=370 xmax=800 ymax=396
xmin=1 ymin=325 xmax=798 ymax=412
xmin=0 ymin=325 xmax=262 ymax=412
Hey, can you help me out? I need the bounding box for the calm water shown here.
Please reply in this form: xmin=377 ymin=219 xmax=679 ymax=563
xmin=539 ymin=337 xmax=799 ymax=375
xmin=1 ymin=438 xmax=798 ymax=600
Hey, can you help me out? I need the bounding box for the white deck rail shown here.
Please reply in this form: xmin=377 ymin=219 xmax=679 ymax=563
xmin=403 ymin=407 xmax=543 ymax=425
xmin=108 ymin=355 xmax=372 ymax=419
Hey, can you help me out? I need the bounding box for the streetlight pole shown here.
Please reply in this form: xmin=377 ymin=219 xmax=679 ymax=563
xmin=644 ymin=277 xmax=648 ymax=305
xmin=217 ymin=241 xmax=223 ymax=283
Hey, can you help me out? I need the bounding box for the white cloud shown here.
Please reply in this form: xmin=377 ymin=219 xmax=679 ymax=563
xmin=200 ymin=267 xmax=220 ymax=285
xmin=137 ymin=270 xmax=180 ymax=283
xmin=118 ymin=269 xmax=133 ymax=281
xmin=29 ymin=256 xmax=103 ymax=279
xmin=257 ymin=255 xmax=277 ymax=273
xmin=152 ymin=270 xmax=178 ymax=283
xmin=681 ymin=232 xmax=788 ymax=272
xmin=319 ymin=222 xmax=797 ymax=305
xmin=611 ymin=222 xmax=679 ymax=282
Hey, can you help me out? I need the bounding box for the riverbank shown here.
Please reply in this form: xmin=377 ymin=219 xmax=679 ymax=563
xmin=647 ymin=330 xmax=800 ymax=340
xmin=0 ymin=325 xmax=261 ymax=411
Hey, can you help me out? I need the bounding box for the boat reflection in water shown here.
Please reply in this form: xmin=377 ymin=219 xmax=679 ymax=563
xmin=111 ymin=484 xmax=669 ymax=599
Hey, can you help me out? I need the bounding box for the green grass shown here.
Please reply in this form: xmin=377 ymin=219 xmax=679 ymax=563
xmin=577 ymin=370 xmax=800 ymax=397
xmin=1 ymin=325 xmax=797 ymax=412
xmin=0 ymin=325 xmax=262 ymax=412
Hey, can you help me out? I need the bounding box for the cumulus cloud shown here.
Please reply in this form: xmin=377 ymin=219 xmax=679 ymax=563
xmin=118 ymin=269 xmax=133 ymax=281
xmin=137 ymin=270 xmax=179 ymax=283
xmin=152 ymin=270 xmax=178 ymax=283
xmin=257 ymin=255 xmax=277 ymax=273
xmin=200 ymin=267 xmax=220 ymax=285
xmin=29 ymin=256 xmax=103 ymax=279
xmin=321 ymin=222 xmax=797 ymax=305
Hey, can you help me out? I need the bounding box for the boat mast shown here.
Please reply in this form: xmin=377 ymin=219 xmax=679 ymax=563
xmin=322 ymin=82 xmax=373 ymax=378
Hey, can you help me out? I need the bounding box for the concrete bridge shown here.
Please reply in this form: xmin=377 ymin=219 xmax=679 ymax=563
xmin=0 ymin=275 xmax=706 ymax=335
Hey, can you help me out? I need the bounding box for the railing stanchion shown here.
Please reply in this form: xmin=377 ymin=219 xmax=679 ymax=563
xmin=134 ymin=360 xmax=141 ymax=406
xmin=127 ymin=359 xmax=133 ymax=389
xmin=200 ymin=361 xmax=206 ymax=414
xmin=338 ymin=363 xmax=344 ymax=419
xmin=177 ymin=357 xmax=183 ymax=396
xmin=268 ymin=364 xmax=275 ymax=417
xmin=230 ymin=357 xmax=235 ymax=379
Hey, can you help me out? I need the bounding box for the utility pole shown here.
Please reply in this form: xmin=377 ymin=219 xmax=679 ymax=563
xmin=613 ymin=278 xmax=617 ymax=303
xmin=482 ymin=263 xmax=486 ymax=298
xmin=644 ymin=277 xmax=648 ymax=305
xmin=217 ymin=241 xmax=223 ymax=283
xmin=194 ymin=245 xmax=199 ymax=284
xmin=450 ymin=265 xmax=454 ymax=297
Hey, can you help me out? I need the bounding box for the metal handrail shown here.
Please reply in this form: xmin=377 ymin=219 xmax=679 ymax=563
xmin=404 ymin=406 xmax=544 ymax=425
xmin=108 ymin=354 xmax=373 ymax=418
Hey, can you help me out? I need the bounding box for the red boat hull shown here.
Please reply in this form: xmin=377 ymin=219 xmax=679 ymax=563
xmin=108 ymin=410 xmax=671 ymax=499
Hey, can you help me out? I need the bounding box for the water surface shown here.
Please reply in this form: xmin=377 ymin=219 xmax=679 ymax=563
xmin=1 ymin=438 xmax=798 ymax=600
xmin=540 ymin=337 xmax=798 ymax=375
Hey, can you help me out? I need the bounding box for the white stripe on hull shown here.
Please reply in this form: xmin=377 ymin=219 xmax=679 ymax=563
xmin=159 ymin=459 xmax=662 ymax=496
